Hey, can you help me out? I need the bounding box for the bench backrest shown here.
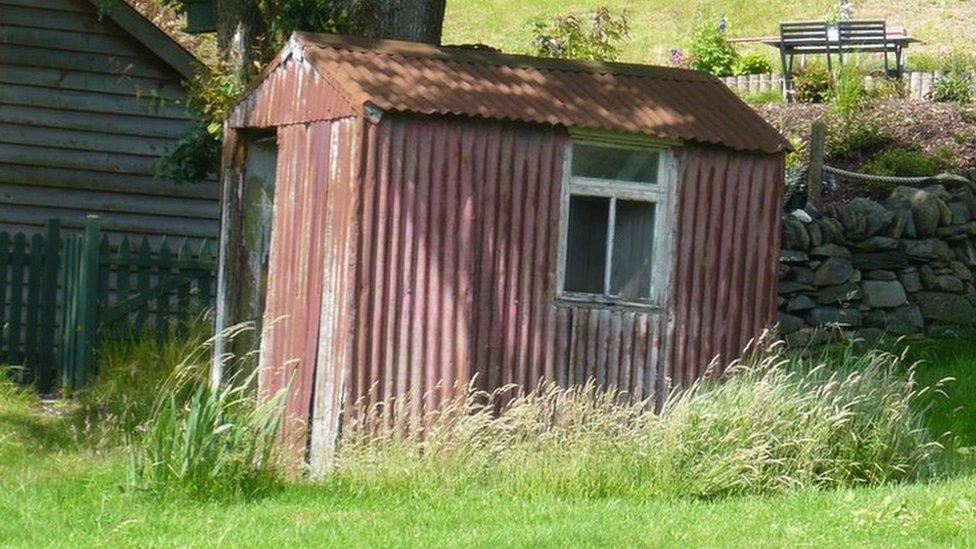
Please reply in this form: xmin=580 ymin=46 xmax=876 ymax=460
xmin=779 ymin=21 xmax=829 ymax=51
xmin=780 ymin=20 xmax=893 ymax=52
xmin=837 ymin=20 xmax=887 ymax=46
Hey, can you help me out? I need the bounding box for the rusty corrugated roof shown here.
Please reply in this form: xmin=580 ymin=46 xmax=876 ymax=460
xmin=287 ymin=32 xmax=790 ymax=154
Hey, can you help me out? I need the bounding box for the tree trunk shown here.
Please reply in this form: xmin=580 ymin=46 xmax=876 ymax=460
xmin=338 ymin=0 xmax=447 ymax=44
xmin=214 ymin=0 xmax=267 ymax=80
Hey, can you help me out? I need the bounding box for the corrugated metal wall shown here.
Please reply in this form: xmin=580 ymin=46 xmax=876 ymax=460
xmin=228 ymin=52 xmax=356 ymax=129
xmin=341 ymin=115 xmax=782 ymax=418
xmin=239 ymin=114 xmax=781 ymax=461
xmin=0 ymin=0 xmax=218 ymax=245
xmin=667 ymin=148 xmax=783 ymax=387
xmin=257 ymin=118 xmax=360 ymax=450
xmin=347 ymin=117 xmax=564 ymax=417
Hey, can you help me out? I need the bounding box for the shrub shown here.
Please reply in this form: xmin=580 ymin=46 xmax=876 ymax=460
xmin=532 ymin=6 xmax=629 ymax=62
xmin=831 ymin=61 xmax=866 ymax=119
xmin=861 ymin=146 xmax=955 ymax=177
xmin=792 ymin=65 xmax=831 ymax=103
xmin=127 ymin=324 xmax=288 ymax=500
xmin=155 ymin=67 xmax=245 ymax=183
xmin=326 ymin=340 xmax=939 ymax=500
xmin=733 ymin=53 xmax=772 ymax=76
xmin=826 ymin=121 xmax=893 ymax=162
xmin=930 ymin=73 xmax=974 ymax=104
xmin=689 ymin=19 xmax=738 ymax=77
xmin=76 ymin=315 xmax=214 ymax=439
xmin=866 ymin=77 xmax=907 ymax=100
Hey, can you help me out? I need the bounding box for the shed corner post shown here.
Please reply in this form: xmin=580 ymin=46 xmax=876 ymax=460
xmin=211 ymin=125 xmax=243 ymax=387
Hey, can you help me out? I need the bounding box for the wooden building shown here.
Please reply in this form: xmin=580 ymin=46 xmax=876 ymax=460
xmin=0 ymin=0 xmax=218 ymax=245
xmin=215 ymin=33 xmax=791 ymax=471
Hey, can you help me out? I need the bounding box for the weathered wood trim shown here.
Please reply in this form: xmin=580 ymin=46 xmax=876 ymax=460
xmin=84 ymin=0 xmax=201 ymax=79
xmin=554 ymin=138 xmax=676 ymax=309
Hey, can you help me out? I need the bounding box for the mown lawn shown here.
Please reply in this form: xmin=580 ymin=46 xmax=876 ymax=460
xmin=1 ymin=333 xmax=975 ymax=547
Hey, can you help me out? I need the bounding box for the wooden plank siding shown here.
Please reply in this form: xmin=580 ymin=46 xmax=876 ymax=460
xmin=0 ymin=0 xmax=218 ymax=245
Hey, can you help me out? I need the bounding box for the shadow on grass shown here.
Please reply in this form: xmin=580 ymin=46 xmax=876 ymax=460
xmin=0 ymin=409 xmax=74 ymax=455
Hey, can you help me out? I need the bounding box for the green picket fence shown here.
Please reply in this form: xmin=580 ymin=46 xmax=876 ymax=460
xmin=1 ymin=216 xmax=216 ymax=392
xmin=0 ymin=219 xmax=61 ymax=392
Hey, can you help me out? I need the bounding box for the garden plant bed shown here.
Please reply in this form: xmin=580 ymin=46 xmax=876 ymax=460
xmin=758 ymin=100 xmax=976 ymax=179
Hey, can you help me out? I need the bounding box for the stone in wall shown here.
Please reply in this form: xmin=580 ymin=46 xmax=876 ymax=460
xmin=778 ymin=178 xmax=976 ymax=343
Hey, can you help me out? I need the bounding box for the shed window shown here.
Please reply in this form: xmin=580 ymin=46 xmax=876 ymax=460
xmin=559 ymin=140 xmax=674 ymax=307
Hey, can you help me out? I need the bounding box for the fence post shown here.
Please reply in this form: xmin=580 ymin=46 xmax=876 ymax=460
xmin=62 ymin=216 xmax=102 ymax=389
xmin=807 ymin=120 xmax=827 ymax=210
xmin=35 ymin=219 xmax=60 ymax=393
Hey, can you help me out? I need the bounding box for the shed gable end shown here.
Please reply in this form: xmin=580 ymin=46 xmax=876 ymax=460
xmin=228 ymin=49 xmax=358 ymax=128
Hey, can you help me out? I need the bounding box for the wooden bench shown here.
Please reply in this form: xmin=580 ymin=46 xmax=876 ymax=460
xmin=778 ymin=20 xmax=914 ymax=98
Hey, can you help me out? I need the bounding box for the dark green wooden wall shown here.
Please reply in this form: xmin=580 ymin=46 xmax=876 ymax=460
xmin=0 ymin=0 xmax=219 ymax=247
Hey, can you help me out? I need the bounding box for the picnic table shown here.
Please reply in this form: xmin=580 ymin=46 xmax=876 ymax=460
xmin=729 ymin=20 xmax=920 ymax=98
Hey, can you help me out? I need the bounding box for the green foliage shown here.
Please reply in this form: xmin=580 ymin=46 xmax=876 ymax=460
xmin=328 ymin=340 xmax=938 ymax=500
xmin=154 ymin=126 xmax=219 ymax=182
xmin=830 ymin=62 xmax=866 ymax=119
xmin=732 ymin=53 xmax=772 ymax=76
xmin=532 ymin=6 xmax=630 ymax=61
xmin=75 ymin=316 xmax=213 ymax=439
xmin=154 ymin=1 xmax=355 ymax=184
xmin=861 ymin=146 xmax=955 ymax=178
xmin=865 ymin=77 xmax=907 ymax=100
xmin=908 ymin=49 xmax=976 ymax=74
xmin=931 ymin=73 xmax=974 ymax=104
xmin=792 ymin=65 xmax=831 ymax=103
xmin=689 ymin=19 xmax=738 ymax=77
xmin=741 ymin=89 xmax=784 ymax=105
xmin=155 ymin=68 xmax=245 ymax=183
xmin=826 ymin=121 xmax=893 ymax=162
xmin=260 ymin=0 xmax=355 ymax=49
xmin=128 ymin=333 xmax=288 ymax=500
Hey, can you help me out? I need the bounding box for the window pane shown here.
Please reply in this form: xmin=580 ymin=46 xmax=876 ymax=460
xmin=564 ymin=195 xmax=609 ymax=294
xmin=610 ymin=200 xmax=655 ymax=300
xmin=571 ymin=143 xmax=660 ymax=184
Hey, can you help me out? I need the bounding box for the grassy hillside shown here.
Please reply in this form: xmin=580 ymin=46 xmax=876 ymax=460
xmin=443 ymin=0 xmax=976 ymax=66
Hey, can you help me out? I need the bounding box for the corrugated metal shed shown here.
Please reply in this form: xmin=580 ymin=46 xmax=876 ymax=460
xmin=216 ymin=32 xmax=788 ymax=471
xmin=0 ymin=0 xmax=216 ymax=245
xmin=280 ymin=32 xmax=790 ymax=154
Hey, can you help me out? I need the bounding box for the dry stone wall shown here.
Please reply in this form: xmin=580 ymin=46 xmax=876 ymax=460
xmin=778 ymin=176 xmax=976 ymax=344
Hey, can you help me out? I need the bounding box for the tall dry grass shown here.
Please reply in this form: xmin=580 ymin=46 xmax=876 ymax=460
xmin=327 ymin=340 xmax=941 ymax=500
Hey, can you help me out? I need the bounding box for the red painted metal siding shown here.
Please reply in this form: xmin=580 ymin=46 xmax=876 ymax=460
xmin=347 ymin=116 xmax=570 ymax=414
xmin=257 ymin=118 xmax=360 ymax=449
xmin=667 ymin=148 xmax=784 ymax=387
xmin=342 ymin=115 xmax=783 ymax=416
xmin=228 ymin=53 xmax=356 ymax=129
xmin=241 ymin=112 xmax=782 ymax=457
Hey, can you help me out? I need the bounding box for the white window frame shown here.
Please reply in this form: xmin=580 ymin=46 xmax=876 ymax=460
xmin=556 ymin=134 xmax=678 ymax=309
